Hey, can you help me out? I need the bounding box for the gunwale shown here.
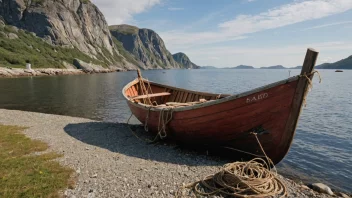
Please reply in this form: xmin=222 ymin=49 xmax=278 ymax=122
xmin=122 ymin=75 xmax=300 ymax=112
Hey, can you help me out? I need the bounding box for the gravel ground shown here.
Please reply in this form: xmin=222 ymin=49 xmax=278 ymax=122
xmin=0 ymin=109 xmax=344 ymax=198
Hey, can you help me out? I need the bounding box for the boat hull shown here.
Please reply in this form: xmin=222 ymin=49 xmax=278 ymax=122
xmin=124 ymin=48 xmax=319 ymax=164
xmin=127 ymin=80 xmax=298 ymax=164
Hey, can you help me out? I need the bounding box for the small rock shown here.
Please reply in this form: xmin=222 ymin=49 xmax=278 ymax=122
xmin=90 ymin=174 xmax=97 ymax=178
xmin=310 ymin=183 xmax=334 ymax=195
xmin=76 ymin=168 xmax=81 ymax=174
xmin=8 ymin=25 xmax=18 ymax=32
xmin=169 ymin=190 xmax=175 ymax=195
xmin=300 ymin=184 xmax=310 ymax=190
xmin=87 ymin=192 xmax=95 ymax=198
xmin=0 ymin=19 xmax=5 ymax=28
xmin=0 ymin=31 xmax=7 ymax=38
xmin=336 ymin=192 xmax=350 ymax=198
xmin=85 ymin=147 xmax=89 ymax=150
xmin=8 ymin=32 xmax=18 ymax=39
xmin=137 ymin=189 xmax=141 ymax=193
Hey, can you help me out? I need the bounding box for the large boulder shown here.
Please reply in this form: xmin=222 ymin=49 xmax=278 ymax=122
xmin=73 ymin=59 xmax=105 ymax=72
xmin=8 ymin=32 xmax=18 ymax=39
xmin=310 ymin=183 xmax=334 ymax=195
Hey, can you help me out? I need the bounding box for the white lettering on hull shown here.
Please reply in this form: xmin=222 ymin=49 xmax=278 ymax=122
xmin=246 ymin=93 xmax=268 ymax=103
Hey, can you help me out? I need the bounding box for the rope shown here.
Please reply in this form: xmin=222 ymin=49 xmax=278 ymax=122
xmin=299 ymin=70 xmax=322 ymax=107
xmin=300 ymin=70 xmax=322 ymax=92
xmin=157 ymin=108 xmax=174 ymax=139
xmin=137 ymin=69 xmax=152 ymax=105
xmin=177 ymin=133 xmax=287 ymax=198
xmin=127 ymin=107 xmax=174 ymax=143
xmin=144 ymin=107 xmax=151 ymax=132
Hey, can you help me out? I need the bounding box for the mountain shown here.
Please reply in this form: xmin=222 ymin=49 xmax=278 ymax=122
xmin=231 ymin=65 xmax=254 ymax=69
xmin=0 ymin=0 xmax=138 ymax=69
xmin=200 ymin=66 xmax=218 ymax=69
xmin=109 ymin=24 xmax=180 ymax=69
xmin=0 ymin=17 xmax=108 ymax=69
xmin=172 ymin=52 xmax=199 ymax=69
xmin=290 ymin=66 xmax=302 ymax=69
xmin=316 ymin=55 xmax=352 ymax=69
xmin=0 ymin=0 xmax=190 ymax=71
xmin=260 ymin=65 xmax=286 ymax=69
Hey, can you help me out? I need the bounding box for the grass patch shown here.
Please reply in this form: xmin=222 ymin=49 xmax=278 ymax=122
xmin=109 ymin=25 xmax=139 ymax=35
xmin=0 ymin=25 xmax=113 ymax=68
xmin=0 ymin=125 xmax=74 ymax=198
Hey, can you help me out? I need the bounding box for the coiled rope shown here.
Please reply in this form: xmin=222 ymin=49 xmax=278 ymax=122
xmin=177 ymin=133 xmax=287 ymax=198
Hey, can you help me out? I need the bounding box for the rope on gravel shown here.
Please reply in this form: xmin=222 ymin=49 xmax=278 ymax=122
xmin=177 ymin=133 xmax=287 ymax=198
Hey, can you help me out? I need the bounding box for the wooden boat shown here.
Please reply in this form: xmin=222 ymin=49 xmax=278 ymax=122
xmin=123 ymin=48 xmax=319 ymax=164
xmin=335 ymin=70 xmax=343 ymax=72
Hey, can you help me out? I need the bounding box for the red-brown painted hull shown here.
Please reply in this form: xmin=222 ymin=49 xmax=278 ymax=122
xmin=123 ymin=49 xmax=319 ymax=164
xmin=127 ymin=80 xmax=297 ymax=164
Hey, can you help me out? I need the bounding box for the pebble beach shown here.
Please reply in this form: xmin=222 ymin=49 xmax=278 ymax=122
xmin=0 ymin=109 xmax=348 ymax=198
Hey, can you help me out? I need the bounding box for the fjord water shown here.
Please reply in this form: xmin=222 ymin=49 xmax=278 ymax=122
xmin=0 ymin=69 xmax=351 ymax=192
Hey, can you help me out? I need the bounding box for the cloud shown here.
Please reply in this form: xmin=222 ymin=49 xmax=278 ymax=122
xmin=301 ymin=20 xmax=352 ymax=30
xmin=168 ymin=7 xmax=184 ymax=11
xmin=161 ymin=0 xmax=352 ymax=51
xmin=91 ymin=0 xmax=161 ymax=25
xmin=219 ymin=0 xmax=352 ymax=32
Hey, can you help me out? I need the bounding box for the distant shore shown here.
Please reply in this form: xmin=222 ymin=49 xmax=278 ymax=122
xmin=0 ymin=109 xmax=349 ymax=197
xmin=0 ymin=67 xmax=126 ymax=78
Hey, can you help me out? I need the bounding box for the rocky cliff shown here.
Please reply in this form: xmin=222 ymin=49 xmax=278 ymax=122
xmin=0 ymin=0 xmax=114 ymax=55
xmin=172 ymin=52 xmax=199 ymax=69
xmin=0 ymin=0 xmax=139 ymax=69
xmin=110 ymin=24 xmax=180 ymax=69
xmin=0 ymin=0 xmax=197 ymax=71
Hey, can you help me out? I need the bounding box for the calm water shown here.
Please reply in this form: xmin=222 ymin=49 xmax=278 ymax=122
xmin=0 ymin=69 xmax=351 ymax=192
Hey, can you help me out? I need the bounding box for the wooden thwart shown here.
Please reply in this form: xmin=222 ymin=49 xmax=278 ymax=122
xmin=131 ymin=92 xmax=171 ymax=100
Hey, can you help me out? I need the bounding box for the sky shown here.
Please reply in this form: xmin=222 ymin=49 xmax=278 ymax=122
xmin=91 ymin=0 xmax=352 ymax=68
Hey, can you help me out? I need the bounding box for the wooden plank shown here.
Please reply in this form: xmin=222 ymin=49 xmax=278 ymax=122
xmin=278 ymin=48 xmax=319 ymax=162
xmin=178 ymin=92 xmax=184 ymax=102
xmin=127 ymin=88 xmax=133 ymax=97
xmin=169 ymin=90 xmax=177 ymax=102
xmin=131 ymin=92 xmax=171 ymax=100
xmin=194 ymin=95 xmax=199 ymax=102
xmin=131 ymin=86 xmax=138 ymax=96
xmin=186 ymin=93 xmax=192 ymax=102
xmin=182 ymin=92 xmax=189 ymax=103
xmin=176 ymin=91 xmax=183 ymax=102
xmin=190 ymin=94 xmax=195 ymax=102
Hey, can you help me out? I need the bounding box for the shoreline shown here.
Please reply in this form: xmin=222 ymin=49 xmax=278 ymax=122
xmin=0 ymin=67 xmax=126 ymax=78
xmin=0 ymin=109 xmax=348 ymax=197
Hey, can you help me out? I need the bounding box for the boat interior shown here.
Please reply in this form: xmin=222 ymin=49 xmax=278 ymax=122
xmin=125 ymin=79 xmax=229 ymax=107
